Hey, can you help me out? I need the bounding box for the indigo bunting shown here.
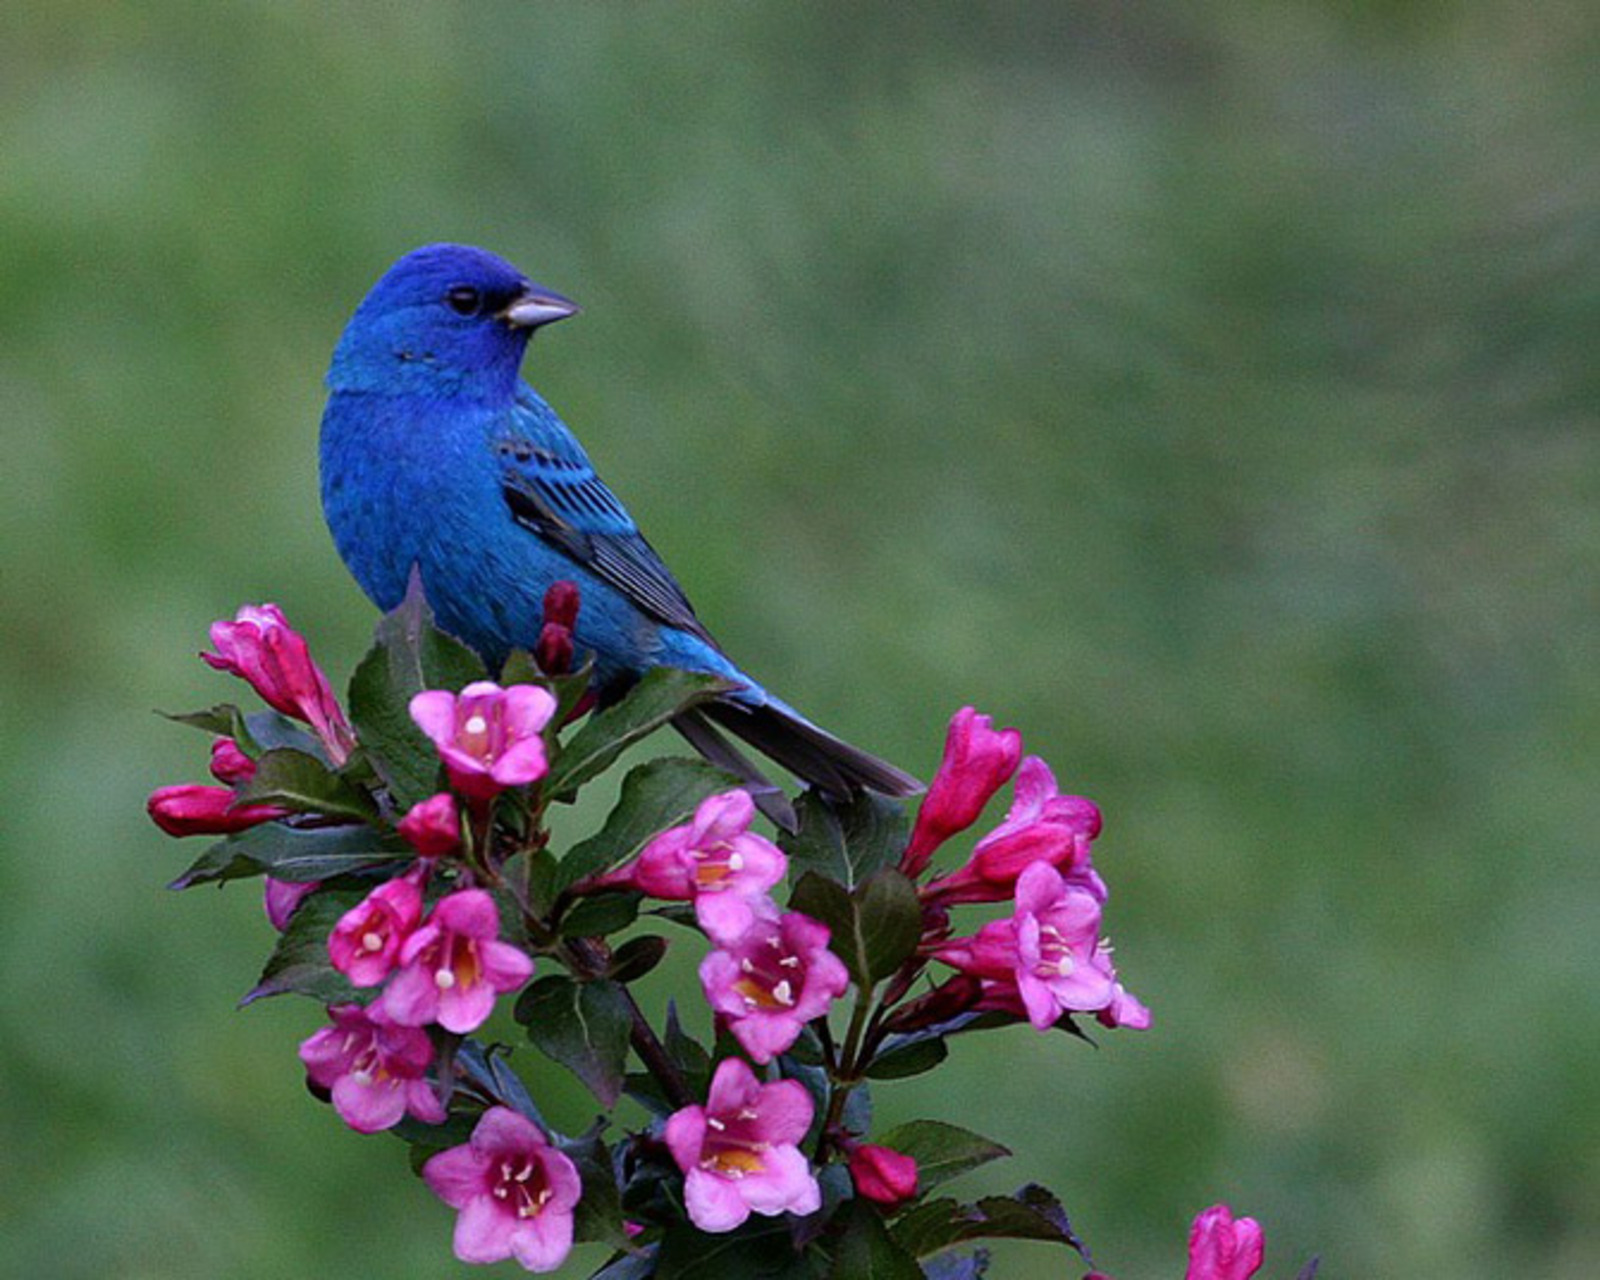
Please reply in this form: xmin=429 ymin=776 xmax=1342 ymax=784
xmin=320 ymin=244 xmax=919 ymax=809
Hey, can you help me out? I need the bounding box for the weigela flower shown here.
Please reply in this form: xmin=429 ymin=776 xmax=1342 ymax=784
xmin=700 ymin=907 xmax=850 ymax=1063
xmin=1185 ymin=1204 xmax=1265 ymax=1280
xmin=146 ymin=783 xmax=287 ymax=837
xmin=409 ymin=682 xmax=556 ymax=801
xmin=203 ymin=603 xmax=355 ymax=764
xmin=848 ymin=1143 xmax=919 ymax=1208
xmin=1095 ymin=958 xmax=1152 ymax=1031
xmin=398 ymin=792 xmax=462 ymax=857
xmin=423 ymin=1106 xmax=581 ymax=1273
xmin=329 ymin=874 xmax=425 ymax=987
xmin=900 ymin=707 xmax=1023 ymax=877
xmin=208 ymin=736 xmax=256 ymax=785
xmin=924 ymin=756 xmax=1103 ymax=906
xmin=382 ymin=889 xmax=534 ymax=1033
xmin=933 ymin=861 xmax=1115 ymax=1029
xmin=608 ymin=790 xmax=787 ymax=942
xmin=264 ymin=877 xmax=319 ymax=931
xmin=298 ymin=1002 xmax=446 ymax=1134
xmin=664 ymin=1057 xmax=820 ymax=1232
xmin=535 ymin=580 xmax=580 ymax=676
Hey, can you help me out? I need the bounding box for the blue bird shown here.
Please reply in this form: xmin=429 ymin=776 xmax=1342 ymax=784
xmin=320 ymin=244 xmax=920 ymax=816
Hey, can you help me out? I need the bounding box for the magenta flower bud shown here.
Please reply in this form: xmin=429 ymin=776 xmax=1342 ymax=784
xmin=1185 ymin=1205 xmax=1265 ymax=1280
xmin=848 ymin=1143 xmax=919 ymax=1207
xmin=298 ymin=1002 xmax=445 ymax=1134
xmin=664 ymin=1058 xmax=821 ymax=1232
xmin=328 ymin=874 xmax=425 ymax=987
xmin=409 ymin=682 xmax=556 ymax=801
xmin=382 ymin=889 xmax=534 ymax=1033
xmin=535 ymin=580 xmax=581 ymax=675
xmin=263 ymin=877 xmax=319 ymax=931
xmin=202 ymin=603 xmax=355 ymax=764
xmin=147 ymin=783 xmax=287 ymax=837
xmin=423 ymin=1107 xmax=581 ymax=1272
xmin=901 ymin=707 xmax=1023 ymax=878
xmin=879 ymin=974 xmax=983 ymax=1036
xmin=397 ymin=792 xmax=461 ymax=857
xmin=208 ymin=737 xmax=256 ymax=785
xmin=700 ymin=907 xmax=850 ymax=1063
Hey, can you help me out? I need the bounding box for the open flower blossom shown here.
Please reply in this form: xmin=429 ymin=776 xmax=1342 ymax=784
xmin=847 ymin=1142 xmax=919 ymax=1208
xmin=1096 ymin=960 xmax=1153 ymax=1031
xmin=203 ymin=603 xmax=356 ymax=764
xmin=924 ymin=756 xmax=1104 ymax=906
xmin=298 ymin=1002 xmax=446 ymax=1134
xmin=423 ymin=1106 xmax=581 ymax=1273
xmin=900 ymin=706 xmax=1023 ymax=877
xmin=933 ymin=861 xmax=1117 ymax=1029
xmin=605 ymin=789 xmax=787 ymax=942
xmin=264 ymin=876 xmax=319 ymax=931
xmin=409 ymin=682 xmax=556 ymax=801
xmin=398 ymin=792 xmax=462 ymax=857
xmin=700 ymin=905 xmax=850 ymax=1063
xmin=329 ymin=874 xmax=425 ymax=987
xmin=382 ymin=889 xmax=534 ymax=1033
xmin=146 ymin=782 xmax=288 ymax=837
xmin=1185 ymin=1204 xmax=1265 ymax=1280
xmin=664 ymin=1057 xmax=821 ymax=1233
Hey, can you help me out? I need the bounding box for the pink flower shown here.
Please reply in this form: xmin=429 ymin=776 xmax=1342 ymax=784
xmin=298 ymin=1002 xmax=446 ymax=1134
xmin=535 ymin=580 xmax=580 ymax=676
xmin=423 ymin=1106 xmax=581 ymax=1272
xmin=208 ymin=737 xmax=255 ymax=784
xmin=1095 ymin=959 xmax=1152 ymax=1031
xmin=933 ymin=862 xmax=1114 ymax=1029
xmin=329 ymin=875 xmax=425 ymax=987
xmin=700 ymin=908 xmax=850 ymax=1063
xmin=202 ymin=603 xmax=355 ymax=764
xmin=409 ymin=682 xmax=556 ymax=801
xmin=1185 ymin=1204 xmax=1265 ymax=1280
xmin=264 ymin=877 xmax=319 ymax=930
xmin=398 ymin=792 xmax=462 ymax=857
xmin=848 ymin=1143 xmax=919 ymax=1207
xmin=382 ymin=890 xmax=534 ymax=1033
xmin=146 ymin=783 xmax=287 ymax=837
xmin=924 ymin=757 xmax=1103 ymax=905
xmin=900 ymin=707 xmax=1023 ymax=877
xmin=664 ymin=1058 xmax=820 ymax=1232
xmin=607 ymin=790 xmax=787 ymax=942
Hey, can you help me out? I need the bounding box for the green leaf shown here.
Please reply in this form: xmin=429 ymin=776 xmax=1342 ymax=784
xmin=234 ymin=747 xmax=378 ymax=822
xmin=781 ymin=790 xmax=910 ymax=891
xmin=608 ymin=934 xmax=669 ymax=983
xmin=162 ymin=702 xmax=252 ymax=744
xmin=560 ymin=1127 xmax=630 ymax=1249
xmin=788 ymin=868 xmax=921 ymax=990
xmin=241 ymin=887 xmax=365 ymax=1005
xmin=873 ymin=1121 xmax=1010 ymax=1196
xmin=663 ymin=999 xmax=711 ymax=1097
xmin=655 ymin=1218 xmax=817 ymax=1280
xmin=864 ymin=1037 xmax=948 ymax=1081
xmin=827 ymin=1199 xmax=924 ymax=1280
xmin=551 ymin=756 xmax=740 ymax=896
xmin=347 ymin=577 xmax=487 ymax=808
xmin=891 ymin=1185 xmax=1087 ymax=1263
xmin=515 ymin=975 xmax=633 ymax=1106
xmin=543 ymin=667 xmax=734 ymax=798
xmin=558 ymin=890 xmax=643 ymax=938
xmin=168 ymin=821 xmax=403 ymax=888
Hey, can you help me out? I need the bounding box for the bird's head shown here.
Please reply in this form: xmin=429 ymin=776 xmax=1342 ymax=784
xmin=327 ymin=243 xmax=578 ymax=398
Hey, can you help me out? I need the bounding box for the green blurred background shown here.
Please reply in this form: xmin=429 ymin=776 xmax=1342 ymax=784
xmin=3 ymin=4 xmax=1596 ymax=1276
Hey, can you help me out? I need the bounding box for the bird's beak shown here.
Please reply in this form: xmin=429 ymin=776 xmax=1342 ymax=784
xmin=500 ymin=286 xmax=580 ymax=330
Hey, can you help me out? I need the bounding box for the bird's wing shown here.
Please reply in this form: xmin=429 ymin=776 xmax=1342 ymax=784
xmin=495 ymin=396 xmax=718 ymax=647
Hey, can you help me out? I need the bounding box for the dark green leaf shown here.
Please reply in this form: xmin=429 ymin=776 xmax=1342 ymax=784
xmin=873 ymin=1121 xmax=1010 ymax=1196
xmin=864 ymin=1037 xmax=948 ymax=1081
xmin=242 ymin=710 xmax=325 ymax=756
xmin=560 ymin=1128 xmax=630 ymax=1248
xmin=922 ymin=1249 xmax=990 ymax=1279
xmin=241 ymin=887 xmax=365 ymax=1005
xmin=516 ymin=975 xmax=633 ymax=1106
xmin=891 ymin=1185 xmax=1087 ymax=1263
xmin=655 ymin=1218 xmax=817 ymax=1280
xmin=169 ymin=822 xmax=402 ymax=889
xmin=828 ymin=1199 xmax=924 ymax=1280
xmin=782 ymin=790 xmax=910 ymax=891
xmin=161 ymin=702 xmax=253 ymax=745
xmin=588 ymin=1246 xmax=661 ymax=1280
xmin=543 ymin=667 xmax=734 ymax=798
xmin=552 ymin=756 xmax=740 ymax=895
xmin=608 ymin=934 xmax=668 ymax=983
xmin=663 ymin=1000 xmax=711 ymax=1097
xmin=347 ymin=577 xmax=487 ymax=808
xmin=234 ymin=747 xmax=378 ymax=822
xmin=788 ymin=868 xmax=921 ymax=990
xmin=559 ymin=890 xmax=643 ymax=938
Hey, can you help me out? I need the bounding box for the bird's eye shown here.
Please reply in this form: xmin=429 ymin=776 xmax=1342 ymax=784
xmin=445 ymin=285 xmax=483 ymax=316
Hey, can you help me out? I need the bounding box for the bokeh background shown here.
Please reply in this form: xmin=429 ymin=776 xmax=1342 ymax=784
xmin=3 ymin=4 xmax=1597 ymax=1277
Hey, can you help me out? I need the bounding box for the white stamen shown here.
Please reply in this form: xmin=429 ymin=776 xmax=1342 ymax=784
xmin=737 ymin=1107 xmax=759 ymax=1121
xmin=464 ymin=714 xmax=488 ymax=735
xmin=778 ymin=955 xmax=800 ymax=968
xmin=727 ymin=852 xmax=744 ymax=872
xmin=493 ymin=1185 xmax=509 ymax=1199
xmin=707 ymin=1117 xmax=726 ymax=1131
xmin=361 ymin=931 xmax=385 ymax=952
xmin=740 ymin=958 xmax=755 ymax=973
xmin=435 ymin=968 xmax=456 ymax=989
xmin=772 ymin=979 xmax=794 ymax=1006
xmin=351 ymin=1069 xmax=373 ymax=1087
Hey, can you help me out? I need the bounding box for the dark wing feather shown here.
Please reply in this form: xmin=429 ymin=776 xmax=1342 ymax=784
xmin=496 ymin=438 xmax=718 ymax=648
